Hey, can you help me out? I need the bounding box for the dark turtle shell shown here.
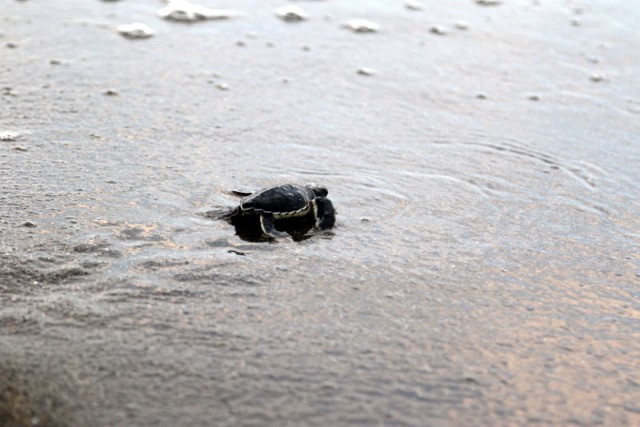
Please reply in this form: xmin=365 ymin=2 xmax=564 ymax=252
xmin=239 ymin=184 xmax=327 ymax=216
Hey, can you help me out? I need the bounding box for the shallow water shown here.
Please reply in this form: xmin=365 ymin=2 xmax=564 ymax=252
xmin=1 ymin=0 xmax=639 ymax=425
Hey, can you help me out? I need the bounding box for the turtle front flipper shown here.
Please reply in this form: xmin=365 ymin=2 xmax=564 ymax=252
xmin=259 ymin=213 xmax=289 ymax=238
xmin=313 ymin=198 xmax=336 ymax=230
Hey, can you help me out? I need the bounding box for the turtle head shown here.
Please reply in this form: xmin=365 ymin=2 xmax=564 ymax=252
xmin=313 ymin=198 xmax=335 ymax=230
xmin=309 ymin=186 xmax=328 ymax=198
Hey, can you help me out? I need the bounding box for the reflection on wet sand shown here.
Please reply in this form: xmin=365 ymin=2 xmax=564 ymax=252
xmin=1 ymin=0 xmax=639 ymax=425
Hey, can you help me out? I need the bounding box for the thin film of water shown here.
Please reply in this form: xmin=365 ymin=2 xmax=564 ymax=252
xmin=1 ymin=0 xmax=639 ymax=426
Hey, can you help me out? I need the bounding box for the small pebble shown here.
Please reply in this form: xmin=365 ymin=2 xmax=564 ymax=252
xmin=301 ymin=45 xmax=310 ymax=51
xmin=116 ymin=22 xmax=155 ymax=39
xmin=266 ymin=41 xmax=275 ymax=48
xmin=343 ymin=19 xmax=380 ymax=33
xmin=475 ymin=0 xmax=501 ymax=5
xmin=0 ymin=131 xmax=21 ymax=141
xmin=430 ymin=26 xmax=447 ymax=35
xmin=528 ymin=94 xmax=540 ymax=101
xmin=275 ymin=5 xmax=308 ymax=22
xmin=236 ymin=40 xmax=246 ymax=47
xmin=420 ymin=364 xmax=434 ymax=373
xmin=21 ymin=221 xmax=37 ymax=228
xmin=463 ymin=376 xmax=480 ymax=385
xmin=571 ymin=18 xmax=581 ymax=27
xmin=158 ymin=1 xmax=237 ymax=22
xmin=454 ymin=21 xmax=469 ymax=30
xmin=476 ymin=92 xmax=487 ymax=99
xmin=104 ymin=89 xmax=119 ymax=96
xmin=357 ymin=67 xmax=375 ymax=76
xmin=405 ymin=0 xmax=423 ymax=10
xmin=50 ymin=59 xmax=62 ymax=65
xmin=216 ymin=83 xmax=229 ymax=91
xmin=590 ymin=73 xmax=604 ymax=82
xmin=6 ymin=42 xmax=19 ymax=48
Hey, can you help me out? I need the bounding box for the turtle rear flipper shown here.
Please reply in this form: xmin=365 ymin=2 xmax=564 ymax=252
xmin=219 ymin=207 xmax=241 ymax=220
xmin=259 ymin=213 xmax=289 ymax=238
xmin=203 ymin=207 xmax=238 ymax=220
xmin=314 ymin=198 xmax=336 ymax=230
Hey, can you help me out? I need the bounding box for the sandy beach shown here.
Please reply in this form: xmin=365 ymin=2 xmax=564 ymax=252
xmin=1 ymin=0 xmax=639 ymax=425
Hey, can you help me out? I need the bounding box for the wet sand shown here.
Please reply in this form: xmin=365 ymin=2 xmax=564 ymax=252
xmin=1 ymin=0 xmax=639 ymax=426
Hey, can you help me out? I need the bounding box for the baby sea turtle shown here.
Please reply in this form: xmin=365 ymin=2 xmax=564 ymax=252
xmin=221 ymin=184 xmax=335 ymax=239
